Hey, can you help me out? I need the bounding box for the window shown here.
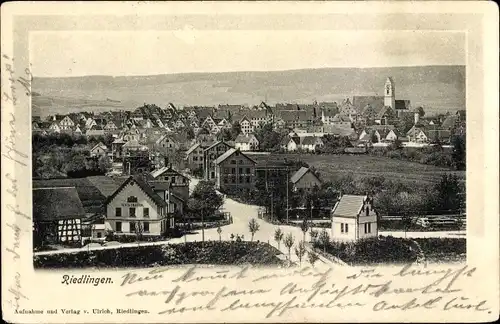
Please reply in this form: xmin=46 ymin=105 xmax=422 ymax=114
xmin=171 ymin=176 xmax=176 ymax=182
xmin=341 ymin=223 xmax=344 ymax=233
xmin=129 ymin=208 xmax=136 ymax=217
xmin=116 ymin=222 xmax=122 ymax=232
xmin=231 ymin=168 xmax=236 ymax=174
xmin=143 ymin=222 xmax=150 ymax=233
xmin=164 ymin=176 xmax=169 ymax=181
xmin=143 ymin=208 xmax=149 ymax=218
xmin=97 ymin=232 xmax=102 ymax=238
xmin=246 ymin=176 xmax=250 ymax=183
xmin=193 ymin=156 xmax=198 ymax=161
xmin=130 ymin=221 xmax=136 ymax=232
xmin=366 ymin=207 xmax=369 ymax=216
xmin=231 ymin=160 xmax=236 ymax=164
xmin=239 ymin=160 xmax=243 ymax=164
xmin=246 ymin=168 xmax=250 ymax=174
xmin=127 ymin=196 xmax=138 ymax=203
xmin=182 ymin=178 xmax=187 ymax=183
xmin=239 ymin=168 xmax=243 ymax=174
xmin=115 ymin=207 xmax=122 ymax=217
xmin=345 ymin=224 xmax=349 ymax=233
xmin=231 ymin=177 xmax=235 ymax=183
xmin=223 ymin=177 xmax=228 ymax=184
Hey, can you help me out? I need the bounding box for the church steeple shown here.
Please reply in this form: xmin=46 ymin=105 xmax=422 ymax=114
xmin=384 ymin=77 xmax=395 ymax=109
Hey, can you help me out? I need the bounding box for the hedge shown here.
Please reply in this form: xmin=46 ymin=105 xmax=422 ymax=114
xmin=313 ymin=236 xmax=466 ymax=266
xmin=33 ymin=241 xmax=288 ymax=269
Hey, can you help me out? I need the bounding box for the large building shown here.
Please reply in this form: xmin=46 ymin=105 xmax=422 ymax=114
xmin=104 ymin=176 xmax=173 ymax=236
xmin=214 ymin=148 xmax=256 ymax=192
xmin=203 ymin=141 xmax=233 ymax=181
xmin=352 ymin=77 xmax=411 ymax=122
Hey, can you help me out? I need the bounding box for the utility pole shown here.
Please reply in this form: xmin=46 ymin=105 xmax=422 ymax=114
xmin=286 ymin=169 xmax=289 ymax=224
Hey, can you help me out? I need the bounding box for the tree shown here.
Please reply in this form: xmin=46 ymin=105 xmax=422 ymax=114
xmin=300 ymin=218 xmax=310 ymax=243
xmin=451 ymin=135 xmax=466 ymax=170
xmin=294 ymin=241 xmax=307 ymax=266
xmin=188 ymin=181 xmax=224 ymax=243
xmin=274 ymin=227 xmax=284 ymax=250
xmin=98 ymin=155 xmax=112 ymax=173
xmin=63 ymin=154 xmax=87 ymax=177
xmin=416 ymin=106 xmax=426 ymax=117
xmin=389 ymin=138 xmax=403 ymax=150
xmin=284 ymin=233 xmax=295 ymax=260
xmin=396 ymin=112 xmax=415 ymax=135
xmin=248 ymin=218 xmax=260 ymax=241
xmin=134 ymin=221 xmax=144 ymax=246
xmin=434 ymin=174 xmax=464 ymax=214
xmin=307 ymin=251 xmax=320 ymax=267
xmin=217 ymin=225 xmax=222 ymax=241
xmin=309 ymin=229 xmax=319 ymax=243
xmin=370 ymin=132 xmax=379 ymax=144
xmin=254 ymin=123 xmax=283 ymax=151
xmin=230 ymin=122 xmax=241 ymax=139
xmin=318 ymin=229 xmax=330 ymax=253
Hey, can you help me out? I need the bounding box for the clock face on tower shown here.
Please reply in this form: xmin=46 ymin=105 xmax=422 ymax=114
xmin=386 ymin=84 xmax=391 ymax=95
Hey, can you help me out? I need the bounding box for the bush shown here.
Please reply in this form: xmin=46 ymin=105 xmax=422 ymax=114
xmin=313 ymin=236 xmax=466 ymax=265
xmin=33 ymin=241 xmax=289 ymax=268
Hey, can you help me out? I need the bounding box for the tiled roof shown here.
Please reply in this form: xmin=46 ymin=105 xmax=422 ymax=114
xmin=185 ymin=142 xmax=201 ymax=155
xmin=332 ymin=195 xmax=366 ymax=218
xmin=235 ymin=133 xmax=257 ymax=144
xmin=290 ymin=167 xmax=310 ymax=184
xmin=395 ymin=100 xmax=411 ymax=110
xmin=150 ymin=166 xmax=185 ymax=179
xmin=441 ymin=115 xmax=459 ymax=129
xmin=214 ymin=148 xmax=256 ymax=165
xmin=353 ymin=96 xmax=384 ymax=113
xmin=332 ymin=114 xmax=351 ymax=123
xmin=105 ymin=176 xmax=167 ymax=208
xmin=33 ymin=187 xmax=86 ymax=221
xmin=300 ymin=136 xmax=322 ymax=146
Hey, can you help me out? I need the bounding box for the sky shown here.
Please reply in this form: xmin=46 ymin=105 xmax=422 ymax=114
xmin=31 ymin=30 xmax=465 ymax=77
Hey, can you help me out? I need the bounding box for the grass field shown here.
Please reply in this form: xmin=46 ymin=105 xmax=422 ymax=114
xmin=248 ymin=153 xmax=465 ymax=186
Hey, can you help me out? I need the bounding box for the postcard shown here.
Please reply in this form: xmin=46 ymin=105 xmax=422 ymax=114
xmin=1 ymin=1 xmax=498 ymax=323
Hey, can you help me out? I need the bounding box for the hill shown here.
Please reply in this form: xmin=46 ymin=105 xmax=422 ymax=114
xmin=32 ymin=65 xmax=465 ymax=117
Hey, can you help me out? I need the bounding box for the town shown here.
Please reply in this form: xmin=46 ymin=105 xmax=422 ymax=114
xmin=32 ymin=77 xmax=466 ymax=268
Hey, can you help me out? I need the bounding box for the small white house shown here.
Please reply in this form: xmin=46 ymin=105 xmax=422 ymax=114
xmin=234 ymin=133 xmax=259 ymax=151
xmin=90 ymin=142 xmax=108 ymax=157
xmin=331 ymin=195 xmax=378 ymax=241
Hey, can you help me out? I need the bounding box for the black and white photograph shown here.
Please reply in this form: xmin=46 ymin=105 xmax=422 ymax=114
xmin=2 ymin=2 xmax=498 ymax=323
xmin=31 ymin=29 xmax=467 ymax=269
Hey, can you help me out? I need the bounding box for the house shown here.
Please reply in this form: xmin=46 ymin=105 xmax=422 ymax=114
xmin=240 ymin=116 xmax=253 ymax=134
xmin=59 ymin=116 xmax=76 ymax=130
xmin=331 ymin=114 xmax=352 ymax=127
xmin=185 ymin=142 xmax=205 ymax=171
xmin=339 ymin=98 xmax=358 ymax=118
xmin=203 ymin=141 xmax=233 ymax=180
xmin=74 ymin=125 xmax=83 ymax=136
xmin=234 ymin=133 xmax=259 ymax=151
xmin=155 ymin=134 xmax=180 ymax=153
xmin=331 ymin=195 xmax=378 ymax=241
xmin=299 ymin=136 xmax=324 ymax=152
xmin=90 ymin=142 xmax=108 ymax=157
xmin=86 ymin=126 xmax=105 ymax=137
xmin=290 ymin=167 xmax=321 ymax=192
xmin=32 ymin=187 xmax=86 ymax=247
xmin=201 ymin=116 xmax=217 ymax=129
xmin=49 ymin=122 xmax=61 ymax=133
xmin=280 ymin=136 xmax=300 ymax=152
xmin=359 ymin=125 xmax=398 ymax=143
xmin=214 ymin=148 xmax=256 ymax=192
xmin=149 ymin=166 xmax=190 ymax=201
xmin=104 ymin=176 xmax=171 ymax=236
xmin=406 ymin=125 xmax=430 ymax=143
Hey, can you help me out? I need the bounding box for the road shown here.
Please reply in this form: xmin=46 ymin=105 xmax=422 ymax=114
xmin=35 ymin=176 xmax=465 ymax=264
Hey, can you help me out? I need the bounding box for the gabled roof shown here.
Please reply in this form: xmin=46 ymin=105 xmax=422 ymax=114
xmin=90 ymin=142 xmax=107 ymax=152
xmin=204 ymin=140 xmax=232 ymax=152
xmin=290 ymin=167 xmax=318 ymax=184
xmin=235 ymin=133 xmax=258 ymax=144
xmin=300 ymin=136 xmax=323 ymax=146
xmin=150 ymin=166 xmax=186 ymax=179
xmin=332 ymin=195 xmax=366 ymax=218
xmin=33 ymin=187 xmax=87 ymax=221
xmin=105 ymin=176 xmax=167 ymax=208
xmin=332 ymin=114 xmax=351 ymax=123
xmin=185 ymin=142 xmax=201 ymax=155
xmin=214 ymin=148 xmax=256 ymax=165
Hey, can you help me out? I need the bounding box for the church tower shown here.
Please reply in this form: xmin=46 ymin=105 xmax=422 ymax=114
xmin=384 ymin=77 xmax=395 ymax=109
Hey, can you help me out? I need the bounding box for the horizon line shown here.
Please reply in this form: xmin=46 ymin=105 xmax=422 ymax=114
xmin=33 ymin=64 xmax=465 ymax=79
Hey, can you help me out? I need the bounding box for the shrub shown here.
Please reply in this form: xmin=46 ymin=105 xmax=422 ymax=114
xmin=34 ymin=241 xmax=289 ymax=269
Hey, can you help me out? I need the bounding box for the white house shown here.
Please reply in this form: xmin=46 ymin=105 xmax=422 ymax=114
xmin=240 ymin=117 xmax=253 ymax=134
xmin=59 ymin=116 xmax=75 ymax=130
xmin=90 ymin=142 xmax=108 ymax=157
xmin=104 ymin=176 xmax=171 ymax=236
xmin=331 ymin=195 xmax=378 ymax=241
xmin=234 ymin=133 xmax=259 ymax=151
